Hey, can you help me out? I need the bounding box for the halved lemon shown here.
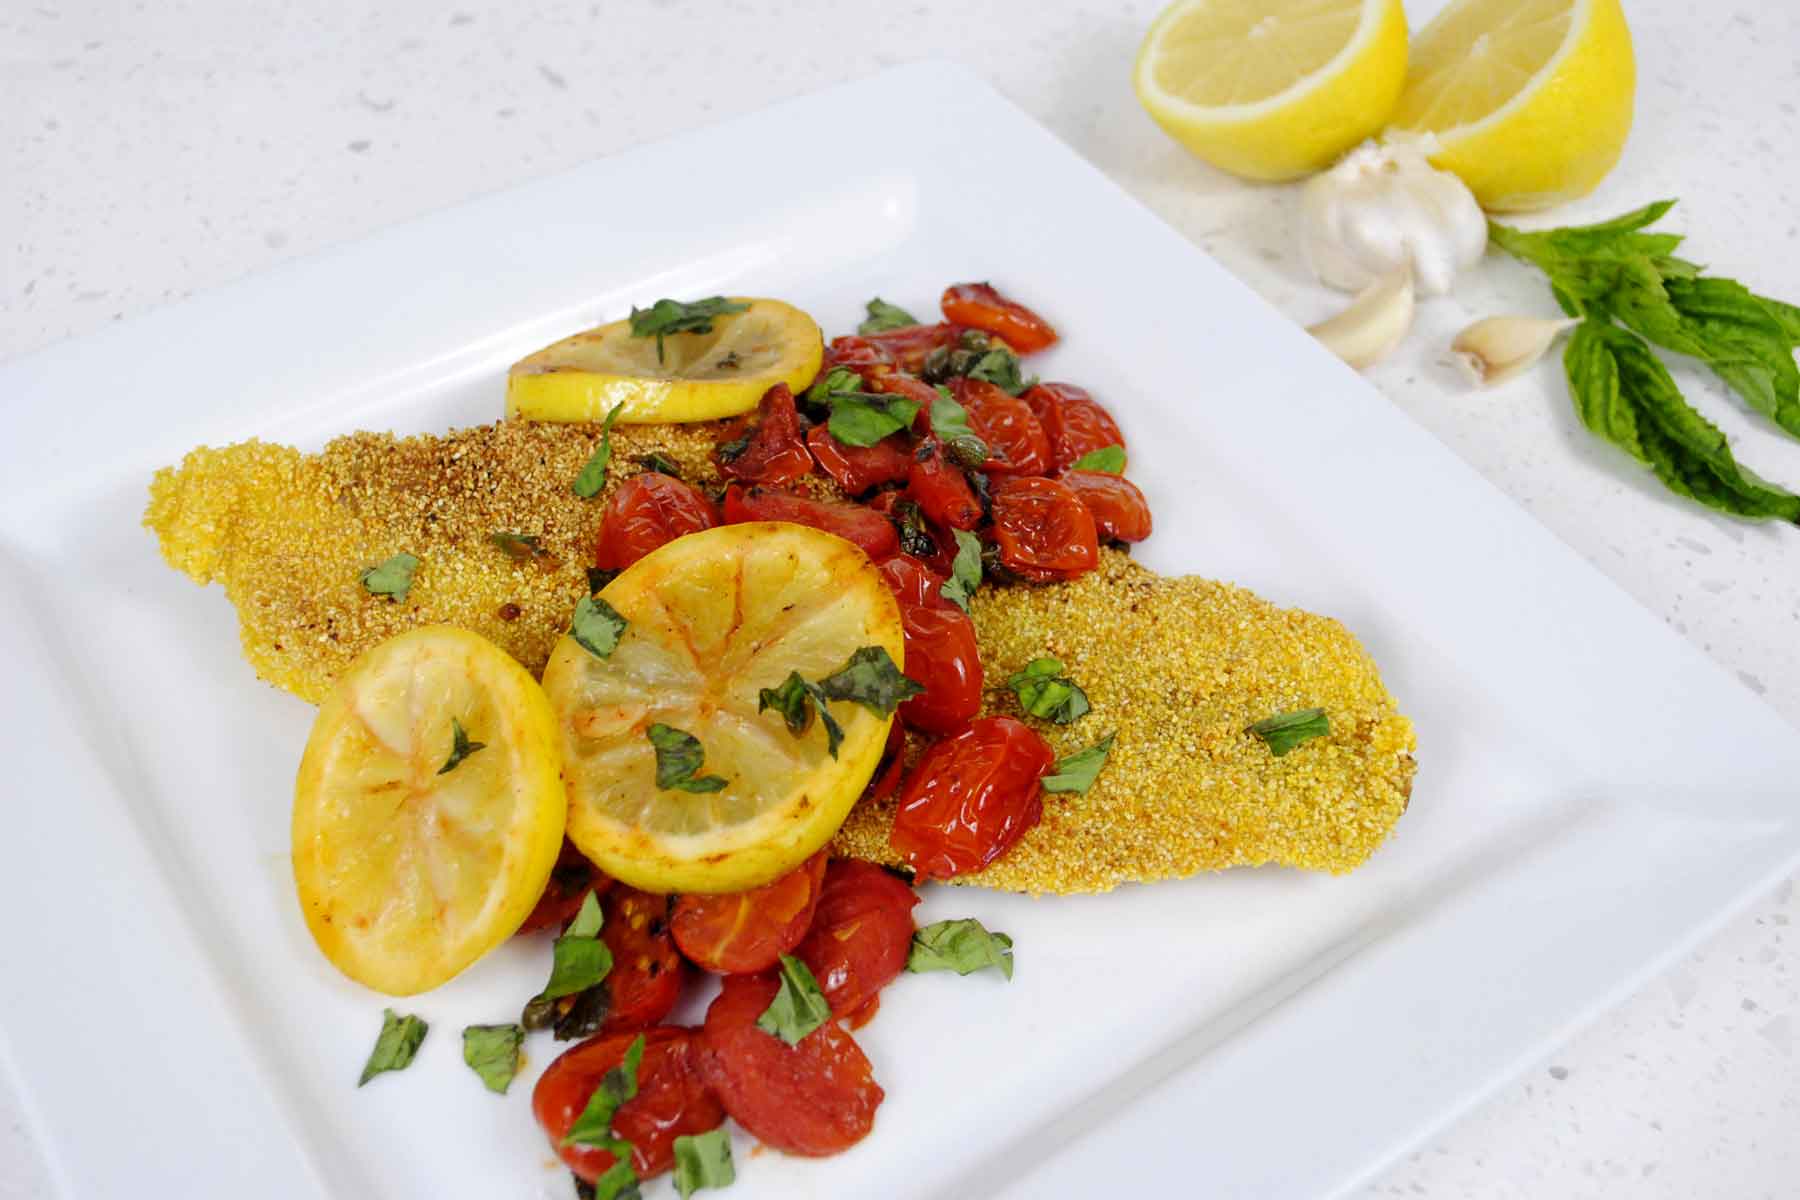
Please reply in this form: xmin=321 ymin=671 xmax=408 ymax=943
xmin=540 ymin=523 xmax=903 ymax=894
xmin=1389 ymin=0 xmax=1635 ymax=211
xmin=292 ymin=625 xmax=566 ymax=995
xmin=506 ymin=297 xmax=823 ymax=424
xmin=1133 ymin=0 xmax=1409 ymax=182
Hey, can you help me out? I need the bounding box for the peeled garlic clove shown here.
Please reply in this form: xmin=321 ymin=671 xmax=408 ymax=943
xmin=1451 ymin=315 xmax=1582 ymax=386
xmin=1308 ymin=262 xmax=1414 ymax=370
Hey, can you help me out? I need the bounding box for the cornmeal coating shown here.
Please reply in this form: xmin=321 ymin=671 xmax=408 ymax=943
xmin=831 ymin=550 xmax=1416 ymax=890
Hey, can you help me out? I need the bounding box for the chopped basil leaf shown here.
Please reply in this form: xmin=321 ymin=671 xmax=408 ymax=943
xmin=757 ymin=670 xmax=845 ymax=759
xmin=1004 ymin=658 xmax=1090 ymax=725
xmin=358 ymin=1008 xmax=428 ymax=1086
xmin=965 ymin=346 xmax=1032 ymax=395
xmin=756 ymin=954 xmax=831 ymax=1046
xmin=533 ymin=891 xmax=612 ymax=1004
xmin=816 ymin=645 xmax=924 ymax=717
xmin=1069 ymin=444 xmax=1126 ymax=474
xmin=572 ymin=594 xmax=629 ymax=659
xmin=490 ymin=531 xmax=552 ymax=563
xmin=802 ymin=366 xmax=862 ymax=408
xmin=628 ymin=297 xmax=749 ymax=364
xmin=890 ymin=498 xmax=936 ymax=559
xmin=929 ymin=386 xmax=979 ymax=441
xmin=461 ymin=1023 xmax=524 ymax=1094
xmin=648 ymin=723 xmax=728 ymax=792
xmin=637 ymin=452 xmax=683 ymax=478
xmin=715 ymin=429 xmax=752 ymax=464
xmin=1041 ymin=731 xmax=1115 ymax=795
xmin=828 ymin=393 xmax=920 ymax=448
xmin=438 ymin=717 xmax=487 ymax=775
xmin=564 ymin=1034 xmax=646 ymax=1165
xmin=573 ymin=404 xmax=627 ymax=498
xmin=1247 ymin=708 xmax=1330 ymax=756
xmin=359 ymin=552 xmax=419 ymax=602
xmin=940 ymin=528 xmax=983 ymax=613
xmin=567 ymin=889 xmax=604 ymax=939
xmin=858 ymin=297 xmax=919 ymax=334
xmin=673 ymin=1128 xmax=736 ymax=1199
xmin=592 ymin=1160 xmax=641 ymax=1200
xmin=907 ymin=918 xmax=1014 ymax=980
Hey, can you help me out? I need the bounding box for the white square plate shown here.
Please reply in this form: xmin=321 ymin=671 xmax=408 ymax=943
xmin=3 ymin=62 xmax=1797 ymax=1200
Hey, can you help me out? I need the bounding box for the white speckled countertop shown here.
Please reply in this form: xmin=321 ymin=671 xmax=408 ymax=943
xmin=5 ymin=1 xmax=1798 ymax=1196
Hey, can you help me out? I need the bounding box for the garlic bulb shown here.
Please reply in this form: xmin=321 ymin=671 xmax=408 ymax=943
xmin=1300 ymin=137 xmax=1488 ymax=297
xmin=1308 ymin=262 xmax=1414 ymax=370
xmin=1451 ymin=315 xmax=1582 ymax=385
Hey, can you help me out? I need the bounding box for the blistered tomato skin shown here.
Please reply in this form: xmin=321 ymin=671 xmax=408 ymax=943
xmin=806 ymin=424 xmax=913 ymax=495
xmin=598 ymin=887 xmax=686 ymax=1034
xmin=717 ymin=383 xmax=814 ymax=486
xmin=874 ymin=555 xmax=982 ymax=734
xmin=594 ymin=473 xmax=718 ymax=571
xmin=952 ymin=378 xmax=1052 ymax=476
xmin=793 ymin=860 xmax=920 ymax=1018
xmin=822 ymin=334 xmax=895 ymax=375
xmin=889 ymin=716 xmax=1057 ymax=880
xmin=722 ymin=484 xmax=900 ymax=561
xmin=670 ymin=852 xmax=828 ymax=974
xmin=1024 ymin=382 xmax=1127 ymax=472
xmin=1058 ymin=469 xmax=1153 ymax=543
xmin=861 ymin=322 xmax=964 ymax=373
xmin=532 ymin=1026 xmax=725 ymax=1183
xmin=697 ymin=973 xmax=885 ymax=1156
xmin=905 ymin=442 xmax=983 ymax=531
xmin=990 ymin=475 xmax=1100 ymax=582
xmin=940 ymin=283 xmax=1059 ymax=354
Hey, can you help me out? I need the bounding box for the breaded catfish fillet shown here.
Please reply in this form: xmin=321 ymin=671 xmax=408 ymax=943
xmin=832 ymin=550 xmax=1416 ymax=889
xmin=146 ymin=426 xmax=1415 ymax=890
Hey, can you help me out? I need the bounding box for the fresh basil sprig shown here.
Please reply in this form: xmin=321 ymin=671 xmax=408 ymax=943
xmin=858 ymin=297 xmax=919 ymax=334
xmin=628 ymin=297 xmax=748 ymax=364
xmin=358 ymin=1009 xmax=428 ymax=1086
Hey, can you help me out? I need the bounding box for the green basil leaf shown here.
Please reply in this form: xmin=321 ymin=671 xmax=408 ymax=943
xmin=461 ymin=1023 xmax=524 ymax=1094
xmin=437 ymin=716 xmax=487 ymax=775
xmin=358 ymin=1009 xmax=428 ymax=1086
xmin=964 ymin=345 xmax=1031 ymax=395
xmin=939 ymin=528 xmax=983 ymax=613
xmin=756 ymin=671 xmax=844 ymax=759
xmin=587 ymin=566 xmax=621 ymax=594
xmin=907 ymin=918 xmax=1014 ymax=980
xmin=755 ymin=955 xmax=831 ymax=1046
xmin=542 ymin=932 xmax=613 ymax=1001
xmin=1564 ymin=320 xmax=1646 ymax=461
xmin=359 ymin=552 xmax=419 ymax=602
xmin=573 ymin=404 xmax=627 ymax=498
xmin=592 ymin=1160 xmax=641 ymax=1200
xmin=572 ymin=594 xmax=629 ymax=659
xmin=1041 ymin=731 xmax=1115 ymax=794
xmin=1248 ymin=709 xmax=1330 ymax=756
xmin=802 ymin=366 xmax=863 ymax=408
xmin=1757 ymin=294 xmax=1800 ymax=346
xmin=628 ymin=297 xmax=749 ymax=364
xmin=672 ymin=1129 xmax=736 ymax=1199
xmin=637 ymin=452 xmax=683 ymax=478
xmin=1004 ymin=658 xmax=1090 ymax=725
xmin=816 ymin=645 xmax=925 ymax=717
xmin=929 ymin=385 xmax=979 ymax=442
xmin=1068 ymin=445 xmax=1126 ymax=473
xmin=858 ymin=297 xmax=919 ymax=335
xmin=567 ymin=890 xmax=604 ymax=939
xmin=490 ymin=531 xmax=552 ymax=563
xmin=564 ymin=1033 xmax=647 ymax=1152
xmin=647 ymin=723 xmax=728 ymax=792
xmin=1489 ymin=201 xmax=1682 ymax=277
xmin=1665 ymin=276 xmax=1800 ymax=438
xmin=828 ymin=394 xmax=920 ymax=448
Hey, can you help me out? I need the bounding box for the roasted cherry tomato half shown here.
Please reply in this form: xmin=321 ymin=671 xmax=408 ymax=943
xmin=940 ymin=283 xmax=1058 ymax=354
xmin=594 ymin=472 xmax=717 ymax=571
xmin=599 ymin=887 xmax=686 ymax=1034
xmin=533 ymin=1026 xmax=725 ymax=1184
xmin=1058 ymin=469 xmax=1153 ymax=543
xmin=875 ymin=553 xmax=952 ymax=610
xmin=1023 ymin=382 xmax=1126 ymax=473
xmin=889 ymin=715 xmax=1056 ymax=880
xmin=989 ymin=475 xmax=1100 ymax=582
xmin=697 ymin=973 xmax=884 ymax=1156
xmin=722 ymin=484 xmax=899 ymax=561
xmin=793 ymin=860 xmax=920 ymax=1019
xmin=821 ymin=334 xmax=895 ymax=375
xmin=518 ymin=838 xmax=613 ymax=934
xmin=873 ymin=555 xmax=983 ymax=733
xmin=806 ymin=424 xmax=913 ymax=495
xmin=717 ymin=383 xmax=814 ymax=486
xmin=952 ymin=377 xmax=1051 ymax=476
xmin=905 ymin=440 xmax=983 ymax=531
xmin=860 ymin=322 xmax=963 ymax=373
xmin=670 ymin=852 xmax=828 ymax=974
xmin=869 ymin=370 xmax=942 ymax=429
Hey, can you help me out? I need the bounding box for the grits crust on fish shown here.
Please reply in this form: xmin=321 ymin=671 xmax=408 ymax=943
xmin=145 ymin=421 xmax=1416 ymax=891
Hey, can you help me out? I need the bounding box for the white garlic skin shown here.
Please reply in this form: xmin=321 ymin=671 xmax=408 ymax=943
xmin=1300 ymin=138 xmax=1488 ymax=297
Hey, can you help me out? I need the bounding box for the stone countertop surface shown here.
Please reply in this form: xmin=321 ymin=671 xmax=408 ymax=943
xmin=5 ymin=1 xmax=1798 ymax=1196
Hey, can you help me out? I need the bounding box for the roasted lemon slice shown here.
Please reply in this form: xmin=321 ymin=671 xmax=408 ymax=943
xmin=292 ymin=625 xmax=565 ymax=995
xmin=505 ymin=297 xmax=823 ymax=424
xmin=541 ymin=523 xmax=903 ymax=894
